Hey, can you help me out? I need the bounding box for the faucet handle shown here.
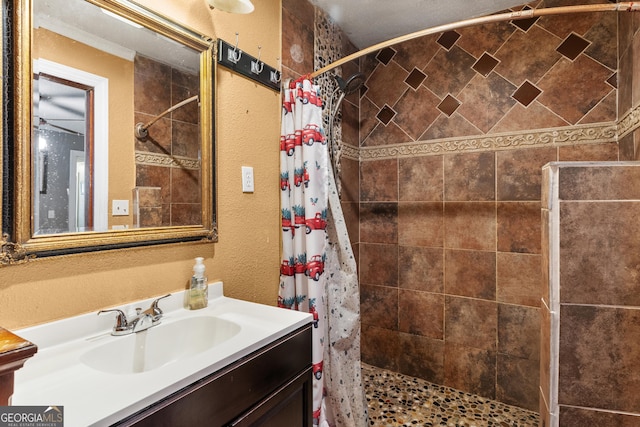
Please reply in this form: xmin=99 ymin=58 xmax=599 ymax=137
xmin=147 ymin=294 xmax=171 ymax=322
xmin=98 ymin=309 xmax=129 ymax=335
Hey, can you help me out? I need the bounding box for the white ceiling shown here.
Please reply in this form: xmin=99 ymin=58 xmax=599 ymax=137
xmin=33 ymin=0 xmax=201 ymax=134
xmin=34 ymin=0 xmax=200 ymax=73
xmin=309 ymin=0 xmax=529 ymax=48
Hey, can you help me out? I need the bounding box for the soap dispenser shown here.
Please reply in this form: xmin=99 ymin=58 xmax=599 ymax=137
xmin=188 ymin=257 xmax=208 ymax=310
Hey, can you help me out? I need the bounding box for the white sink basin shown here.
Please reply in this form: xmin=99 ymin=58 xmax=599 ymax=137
xmin=80 ymin=316 xmax=241 ymax=374
xmin=11 ymin=282 xmax=312 ymax=427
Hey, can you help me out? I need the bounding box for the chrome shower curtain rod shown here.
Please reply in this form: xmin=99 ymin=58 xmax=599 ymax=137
xmin=37 ymin=118 xmax=83 ymax=136
xmin=135 ymin=95 xmax=199 ymax=140
xmin=306 ymin=2 xmax=640 ymax=80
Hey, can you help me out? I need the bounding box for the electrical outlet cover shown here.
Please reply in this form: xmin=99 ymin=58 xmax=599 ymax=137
xmin=112 ymin=199 xmax=129 ymax=216
xmin=242 ymin=166 xmax=254 ymax=193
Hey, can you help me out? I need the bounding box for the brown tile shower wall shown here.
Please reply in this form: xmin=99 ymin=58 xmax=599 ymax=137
xmin=285 ymin=0 xmax=628 ymax=415
xmin=360 ymin=1 xmax=617 ymax=146
xmin=134 ymin=55 xmax=201 ymax=227
xmin=357 ymin=0 xmax=620 ymax=413
xmin=618 ymin=6 xmax=640 ymax=161
xmin=541 ymin=163 xmax=640 ymax=426
xmin=536 ymin=12 xmax=640 ymax=426
xmin=359 ymin=144 xmax=617 ymax=412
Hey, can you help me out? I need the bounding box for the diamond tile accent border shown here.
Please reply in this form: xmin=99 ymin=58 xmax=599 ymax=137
xmin=618 ymin=103 xmax=640 ymax=139
xmin=473 ymin=53 xmax=500 ymax=77
xmin=438 ymin=94 xmax=461 ymax=116
xmin=376 ymin=47 xmax=396 ymax=65
xmin=557 ymin=33 xmax=590 ymax=60
xmin=405 ymin=68 xmax=427 ymax=90
xmin=346 ymin=103 xmax=640 ymax=161
xmin=341 ymin=143 xmax=359 ymax=160
xmin=341 ymin=121 xmax=621 ymax=161
xmin=513 ymin=81 xmax=542 ymax=106
xmin=512 ymin=6 xmax=538 ymax=32
xmin=377 ymin=105 xmax=397 ymax=125
xmin=135 ymin=151 xmax=201 ymax=169
xmin=437 ymin=30 xmax=461 ymax=50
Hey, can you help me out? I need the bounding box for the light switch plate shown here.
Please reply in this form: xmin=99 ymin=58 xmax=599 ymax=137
xmin=112 ymin=199 xmax=129 ymax=216
xmin=242 ymin=166 xmax=254 ymax=193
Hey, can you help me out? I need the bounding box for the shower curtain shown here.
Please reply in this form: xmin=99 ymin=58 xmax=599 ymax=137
xmin=279 ymin=78 xmax=367 ymax=427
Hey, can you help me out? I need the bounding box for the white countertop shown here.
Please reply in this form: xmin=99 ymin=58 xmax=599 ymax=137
xmin=11 ymin=282 xmax=311 ymax=426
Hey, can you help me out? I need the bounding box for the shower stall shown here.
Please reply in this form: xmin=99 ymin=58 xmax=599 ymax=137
xmin=283 ymin=0 xmax=630 ymax=424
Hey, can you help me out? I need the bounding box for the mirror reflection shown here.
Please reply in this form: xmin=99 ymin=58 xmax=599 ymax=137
xmin=33 ymin=62 xmax=100 ymax=234
xmin=32 ymin=0 xmax=203 ymax=236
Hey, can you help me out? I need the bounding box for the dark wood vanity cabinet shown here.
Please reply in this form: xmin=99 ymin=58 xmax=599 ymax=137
xmin=0 ymin=328 xmax=37 ymax=405
xmin=116 ymin=324 xmax=313 ymax=427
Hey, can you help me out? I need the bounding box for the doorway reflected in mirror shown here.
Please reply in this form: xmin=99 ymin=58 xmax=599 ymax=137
xmin=32 ymin=59 xmax=109 ymax=235
xmin=33 ymin=73 xmax=93 ymax=235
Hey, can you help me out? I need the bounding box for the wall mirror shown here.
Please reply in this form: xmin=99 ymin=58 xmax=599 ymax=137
xmin=5 ymin=0 xmax=216 ymax=260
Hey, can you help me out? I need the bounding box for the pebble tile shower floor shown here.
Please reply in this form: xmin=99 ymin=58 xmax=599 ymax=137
xmin=362 ymin=363 xmax=540 ymax=426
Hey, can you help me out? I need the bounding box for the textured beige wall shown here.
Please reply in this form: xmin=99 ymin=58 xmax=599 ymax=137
xmin=0 ymin=0 xmax=282 ymax=330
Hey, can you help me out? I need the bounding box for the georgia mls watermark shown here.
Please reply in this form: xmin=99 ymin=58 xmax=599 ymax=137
xmin=0 ymin=406 xmax=63 ymax=427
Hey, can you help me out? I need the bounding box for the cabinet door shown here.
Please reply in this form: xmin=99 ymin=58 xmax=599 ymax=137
xmin=116 ymin=326 xmax=312 ymax=427
xmin=230 ymin=368 xmax=312 ymax=427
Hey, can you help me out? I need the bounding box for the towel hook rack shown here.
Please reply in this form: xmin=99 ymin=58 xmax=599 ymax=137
xmin=217 ymin=38 xmax=281 ymax=91
xmin=251 ymin=46 xmax=264 ymax=74
xmin=270 ymin=57 xmax=281 ymax=84
xmin=228 ymin=32 xmax=242 ymax=64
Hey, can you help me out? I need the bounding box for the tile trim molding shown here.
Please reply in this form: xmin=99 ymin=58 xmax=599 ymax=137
xmin=343 ymin=104 xmax=640 ymax=161
xmin=135 ymin=151 xmax=201 ymax=170
xmin=618 ymin=102 xmax=640 ymax=139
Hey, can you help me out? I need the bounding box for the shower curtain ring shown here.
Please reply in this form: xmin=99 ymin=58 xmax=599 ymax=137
xmin=251 ymin=46 xmax=264 ymax=74
xmin=228 ymin=32 xmax=242 ymax=63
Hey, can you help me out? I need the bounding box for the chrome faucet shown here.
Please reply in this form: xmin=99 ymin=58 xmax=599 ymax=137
xmin=98 ymin=294 xmax=171 ymax=336
xmin=142 ymin=293 xmax=171 ymax=323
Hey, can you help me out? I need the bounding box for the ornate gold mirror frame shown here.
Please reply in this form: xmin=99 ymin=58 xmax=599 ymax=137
xmin=3 ymin=0 xmax=216 ymax=263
